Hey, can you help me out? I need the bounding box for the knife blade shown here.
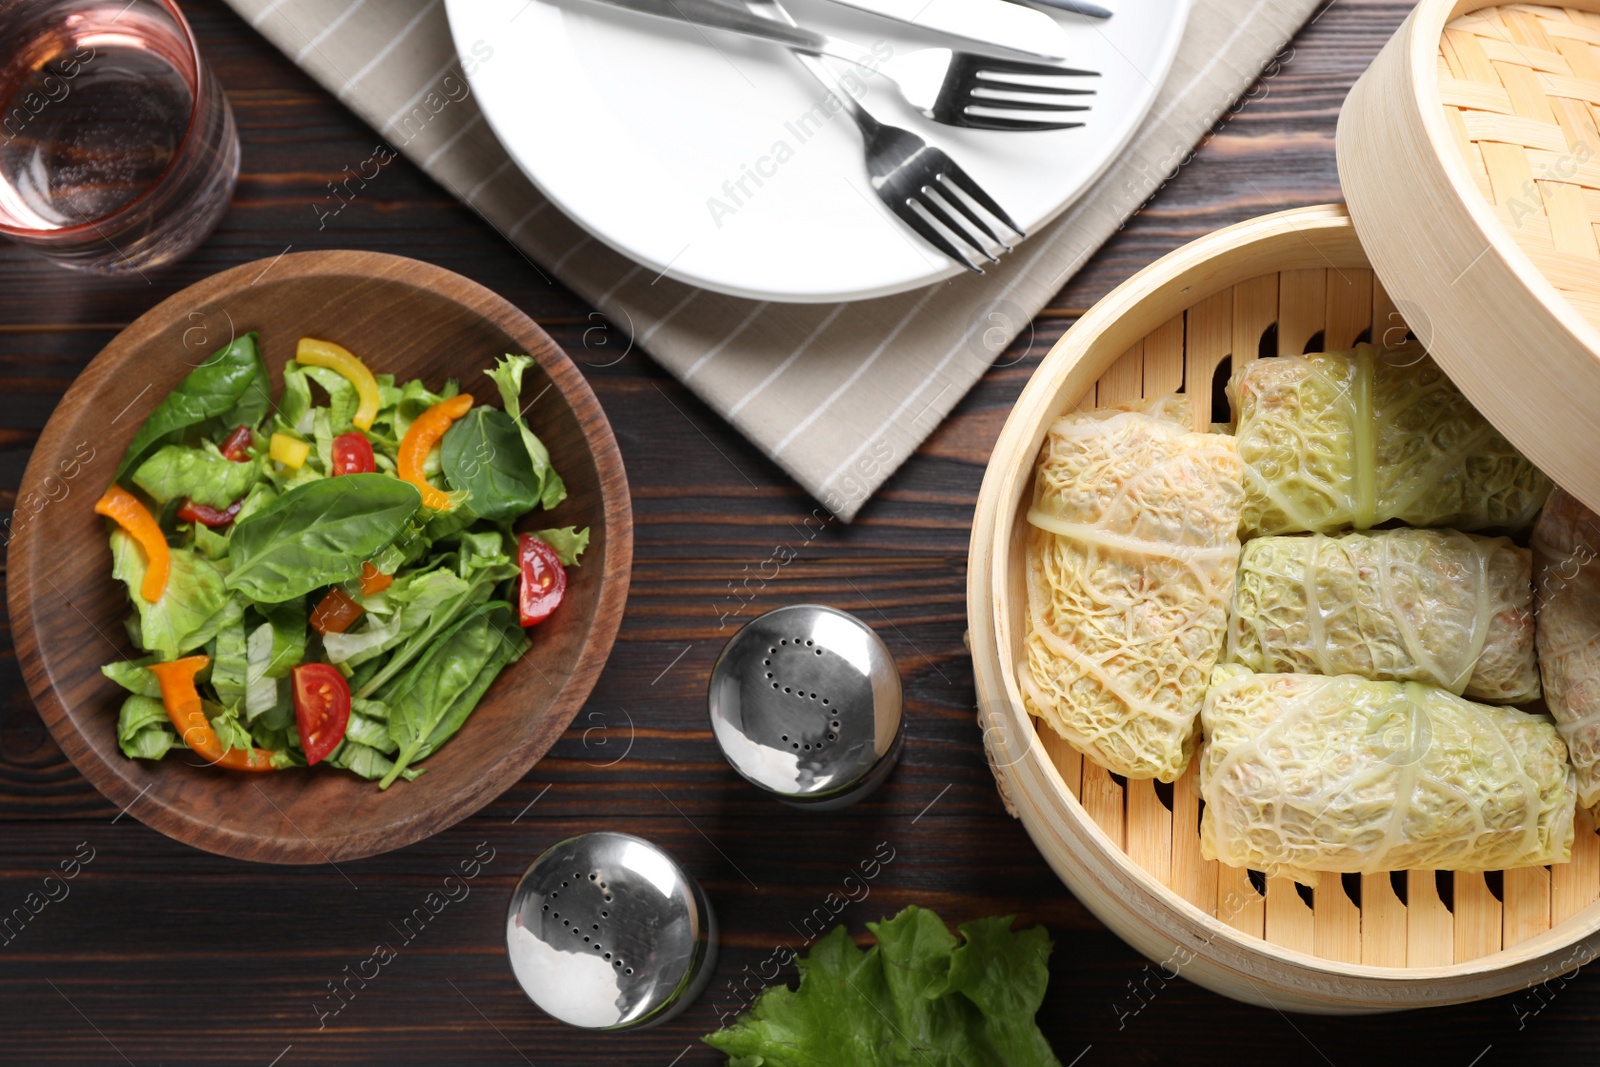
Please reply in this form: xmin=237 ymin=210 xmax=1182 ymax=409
xmin=1011 ymin=0 xmax=1113 ymax=17
xmin=816 ymin=0 xmax=1074 ymax=61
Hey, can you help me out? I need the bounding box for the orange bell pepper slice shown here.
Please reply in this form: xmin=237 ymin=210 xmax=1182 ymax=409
xmin=148 ymin=656 xmax=280 ymax=772
xmin=397 ymin=393 xmax=473 ymax=511
xmin=310 ymin=587 xmax=364 ymax=635
xmin=95 ymin=485 xmax=170 ymax=602
xmin=359 ymin=561 xmax=393 ymax=597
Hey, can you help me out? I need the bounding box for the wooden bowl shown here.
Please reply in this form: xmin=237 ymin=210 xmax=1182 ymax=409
xmin=1339 ymin=0 xmax=1600 ymax=518
xmin=6 ymin=251 xmax=632 ymax=864
xmin=968 ymin=204 xmax=1600 ymax=1013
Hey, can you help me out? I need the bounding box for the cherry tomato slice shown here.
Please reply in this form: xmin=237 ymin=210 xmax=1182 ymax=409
xmin=220 ymin=426 xmax=253 ymax=462
xmin=176 ymin=498 xmax=242 ymax=527
xmin=331 ymin=431 xmax=376 ymax=476
xmin=518 ymin=534 xmax=567 ymax=627
xmin=359 ymin=561 xmax=393 ymax=597
xmin=292 ymin=663 xmax=350 ymax=766
xmin=310 ymin=587 xmax=364 ymax=635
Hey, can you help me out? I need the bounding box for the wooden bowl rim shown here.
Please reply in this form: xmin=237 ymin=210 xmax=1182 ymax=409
xmin=5 ymin=249 xmax=633 ymax=863
xmin=968 ymin=205 xmax=1600 ymax=1006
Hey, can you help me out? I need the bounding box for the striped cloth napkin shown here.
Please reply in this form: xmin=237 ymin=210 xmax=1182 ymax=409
xmin=225 ymin=0 xmax=1319 ymax=519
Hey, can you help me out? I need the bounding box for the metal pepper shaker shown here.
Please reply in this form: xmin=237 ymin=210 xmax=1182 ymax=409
xmin=505 ymin=832 xmax=718 ymax=1030
xmin=708 ymin=604 xmax=904 ymax=810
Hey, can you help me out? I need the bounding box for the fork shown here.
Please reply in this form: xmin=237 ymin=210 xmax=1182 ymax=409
xmin=580 ymin=0 xmax=1097 ymax=132
xmin=751 ymin=0 xmax=1025 ymax=272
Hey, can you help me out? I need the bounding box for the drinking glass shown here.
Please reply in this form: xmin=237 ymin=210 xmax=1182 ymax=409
xmin=0 ymin=0 xmax=240 ymax=272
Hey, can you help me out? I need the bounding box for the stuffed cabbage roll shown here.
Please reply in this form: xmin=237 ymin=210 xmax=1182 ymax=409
xmin=1230 ymin=343 xmax=1551 ymax=537
xmin=1023 ymin=396 xmax=1244 ymax=782
xmin=1229 ymin=530 xmax=1539 ymax=703
xmin=1533 ymin=487 xmax=1600 ymax=815
xmin=1199 ymin=665 xmax=1574 ymax=885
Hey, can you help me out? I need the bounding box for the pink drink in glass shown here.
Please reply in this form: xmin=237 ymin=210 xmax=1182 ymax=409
xmin=0 ymin=0 xmax=239 ymax=272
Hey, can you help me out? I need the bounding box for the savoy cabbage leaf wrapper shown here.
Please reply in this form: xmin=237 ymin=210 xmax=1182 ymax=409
xmin=703 ymin=906 xmax=1059 ymax=1067
xmin=1023 ymin=396 xmax=1244 ymax=782
xmin=1229 ymin=529 xmax=1539 ymax=703
xmin=1533 ymin=487 xmax=1600 ymax=815
xmin=1229 ymin=343 xmax=1551 ymax=538
xmin=1200 ymin=665 xmax=1575 ymax=885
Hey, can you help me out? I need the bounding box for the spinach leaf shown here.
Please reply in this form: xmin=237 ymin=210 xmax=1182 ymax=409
xmin=132 ymin=443 xmax=263 ymax=508
xmin=102 ymin=657 xmax=162 ymax=697
xmin=440 ymin=407 xmax=543 ymax=522
xmin=117 ymin=695 xmax=176 ymax=760
xmin=378 ymin=600 xmax=526 ymax=787
xmin=353 ymin=561 xmax=501 ymax=698
xmin=533 ymin=526 xmax=590 ymax=566
xmin=111 ymin=531 xmax=237 ymax=660
xmin=115 ymin=333 xmax=268 ymax=482
xmin=485 ymin=355 xmax=566 ymax=510
xmin=225 ymin=474 xmax=421 ymax=603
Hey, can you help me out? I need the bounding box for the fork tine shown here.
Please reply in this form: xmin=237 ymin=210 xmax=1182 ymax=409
xmin=889 ymin=197 xmax=985 ymax=273
xmin=966 ymin=95 xmax=1092 ymax=112
xmin=930 ymin=178 xmax=1011 ymax=254
xmin=972 ymin=58 xmax=1099 ymax=78
xmin=958 ymin=115 xmax=1087 ymax=132
xmin=918 ymin=187 xmax=1000 ymax=262
xmin=971 ymin=78 xmax=1096 ymax=97
xmin=939 ymin=161 xmax=1025 ymax=237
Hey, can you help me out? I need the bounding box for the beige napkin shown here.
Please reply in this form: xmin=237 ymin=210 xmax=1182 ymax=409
xmin=224 ymin=0 xmax=1319 ymax=519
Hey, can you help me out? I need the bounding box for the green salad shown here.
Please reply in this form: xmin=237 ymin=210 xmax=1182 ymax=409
xmin=95 ymin=332 xmax=586 ymax=789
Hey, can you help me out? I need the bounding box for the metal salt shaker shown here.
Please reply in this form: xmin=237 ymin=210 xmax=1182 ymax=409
xmin=505 ymin=832 xmax=718 ymax=1030
xmin=708 ymin=604 xmax=904 ymax=809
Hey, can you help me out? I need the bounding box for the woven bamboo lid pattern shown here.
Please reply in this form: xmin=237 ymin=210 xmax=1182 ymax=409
xmin=1438 ymin=5 xmax=1600 ymax=326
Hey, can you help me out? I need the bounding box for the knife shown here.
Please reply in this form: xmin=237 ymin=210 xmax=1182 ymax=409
xmin=1008 ymin=0 xmax=1113 ymax=17
xmin=814 ymin=0 xmax=1074 ymax=61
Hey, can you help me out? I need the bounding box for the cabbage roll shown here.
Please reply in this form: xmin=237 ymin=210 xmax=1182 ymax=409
xmin=1533 ymin=487 xmax=1600 ymax=814
xmin=1230 ymin=343 xmax=1551 ymax=537
xmin=1199 ymin=665 xmax=1574 ymax=884
xmin=1023 ymin=396 xmax=1244 ymax=782
xmin=1229 ymin=530 xmax=1539 ymax=703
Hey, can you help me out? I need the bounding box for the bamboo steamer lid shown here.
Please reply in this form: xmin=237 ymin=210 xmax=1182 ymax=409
xmin=1339 ymin=0 xmax=1600 ymax=515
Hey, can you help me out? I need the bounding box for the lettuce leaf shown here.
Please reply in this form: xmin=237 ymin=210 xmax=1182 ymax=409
xmin=533 ymin=526 xmax=589 ymax=566
xmin=132 ymin=443 xmax=263 ymax=508
xmin=117 ymin=695 xmax=176 ymax=760
xmin=703 ymin=906 xmax=1060 ymax=1067
xmin=111 ymin=531 xmax=236 ymax=661
xmin=103 ymin=657 xmax=162 ymax=697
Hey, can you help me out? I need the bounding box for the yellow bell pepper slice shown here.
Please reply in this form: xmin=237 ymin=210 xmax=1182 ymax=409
xmin=398 ymin=394 xmax=474 ymax=511
xmin=270 ymin=433 xmax=310 ymax=469
xmin=296 ymin=337 xmax=381 ymax=431
xmin=95 ymin=485 xmax=169 ymax=602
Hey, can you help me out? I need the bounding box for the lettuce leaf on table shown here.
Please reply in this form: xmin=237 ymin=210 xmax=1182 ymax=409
xmin=703 ymin=906 xmax=1060 ymax=1067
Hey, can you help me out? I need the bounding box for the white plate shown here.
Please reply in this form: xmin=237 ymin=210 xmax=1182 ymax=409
xmin=446 ymin=0 xmax=1192 ymax=302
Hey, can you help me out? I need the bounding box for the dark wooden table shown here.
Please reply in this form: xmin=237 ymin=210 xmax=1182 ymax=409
xmin=2 ymin=2 xmax=1594 ymax=1063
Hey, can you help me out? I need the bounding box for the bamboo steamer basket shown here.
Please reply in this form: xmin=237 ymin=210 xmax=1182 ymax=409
xmin=969 ymin=202 xmax=1600 ymax=1014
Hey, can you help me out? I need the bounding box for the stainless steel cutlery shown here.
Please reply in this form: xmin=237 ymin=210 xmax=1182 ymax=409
xmin=580 ymin=0 xmax=1098 ymax=132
